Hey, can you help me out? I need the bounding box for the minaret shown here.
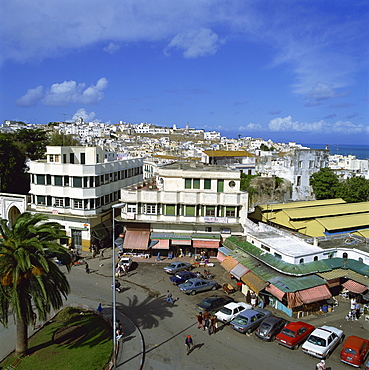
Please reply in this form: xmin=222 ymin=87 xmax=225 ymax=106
xmin=186 ymin=121 xmax=189 ymax=134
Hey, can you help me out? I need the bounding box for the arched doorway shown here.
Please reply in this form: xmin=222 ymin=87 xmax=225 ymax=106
xmin=8 ymin=206 xmax=21 ymax=227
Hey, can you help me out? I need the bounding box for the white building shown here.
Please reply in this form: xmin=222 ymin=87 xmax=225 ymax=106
xmin=118 ymin=162 xmax=249 ymax=257
xmin=28 ymin=146 xmax=144 ymax=251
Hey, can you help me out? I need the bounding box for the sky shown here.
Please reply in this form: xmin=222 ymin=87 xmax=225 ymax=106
xmin=1 ymin=1 xmax=368 ymax=145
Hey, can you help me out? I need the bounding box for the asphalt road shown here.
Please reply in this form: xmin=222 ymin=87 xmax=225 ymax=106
xmin=67 ymin=256 xmax=369 ymax=370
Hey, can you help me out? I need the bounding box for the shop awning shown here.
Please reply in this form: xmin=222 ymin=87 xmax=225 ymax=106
xmin=230 ymin=263 xmax=250 ymax=280
xmin=240 ymin=271 xmax=268 ymax=294
xmin=220 ymin=255 xmax=239 ymax=272
xmin=265 ymin=284 xmax=285 ymax=301
xmin=123 ymin=229 xmax=150 ymax=250
xmin=296 ymin=285 xmax=332 ymax=304
xmin=151 ymin=239 xmax=170 ymax=250
xmin=342 ymin=279 xmax=367 ymax=294
xmin=193 ymin=240 xmax=220 ymax=249
xmin=114 ymin=237 xmax=124 ymax=249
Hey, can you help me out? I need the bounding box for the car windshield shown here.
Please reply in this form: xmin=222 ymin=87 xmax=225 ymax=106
xmin=232 ymin=316 xmax=248 ymax=325
xmin=281 ymin=328 xmax=296 ymax=338
xmin=220 ymin=307 xmax=232 ymax=315
xmin=260 ymin=322 xmax=271 ymax=330
xmin=307 ymin=335 xmax=326 ymax=347
xmin=344 ymin=347 xmax=357 ymax=355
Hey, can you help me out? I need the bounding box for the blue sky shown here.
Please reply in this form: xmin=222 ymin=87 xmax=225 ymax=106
xmin=1 ymin=1 xmax=368 ymax=145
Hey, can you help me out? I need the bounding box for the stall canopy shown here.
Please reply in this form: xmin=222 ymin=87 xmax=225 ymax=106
xmin=220 ymin=255 xmax=239 ymax=272
xmin=151 ymin=239 xmax=170 ymax=249
xmin=241 ymin=271 xmax=268 ymax=294
xmin=265 ymin=284 xmax=285 ymax=301
xmin=123 ymin=228 xmax=150 ymax=250
xmin=230 ymin=263 xmax=250 ymax=280
xmin=342 ymin=279 xmax=367 ymax=294
xmin=193 ymin=240 xmax=220 ymax=249
xmin=296 ymin=285 xmax=332 ymax=304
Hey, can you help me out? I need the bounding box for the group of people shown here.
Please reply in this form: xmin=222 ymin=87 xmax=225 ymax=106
xmin=197 ymin=310 xmax=217 ymax=335
xmin=346 ymin=298 xmax=362 ymax=321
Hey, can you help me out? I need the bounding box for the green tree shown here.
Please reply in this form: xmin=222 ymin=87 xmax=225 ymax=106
xmin=48 ymin=132 xmax=80 ymax=146
xmin=0 ymin=134 xmax=29 ymax=194
xmin=310 ymin=167 xmax=340 ymax=199
xmin=14 ymin=128 xmax=48 ymax=160
xmin=0 ymin=213 xmax=71 ymax=354
xmin=338 ymin=176 xmax=369 ymax=203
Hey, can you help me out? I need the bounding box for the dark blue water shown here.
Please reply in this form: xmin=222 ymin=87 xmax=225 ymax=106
xmin=302 ymin=144 xmax=369 ymax=160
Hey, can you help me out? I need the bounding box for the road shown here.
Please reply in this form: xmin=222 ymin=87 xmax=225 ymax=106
xmin=67 ymin=256 xmax=369 ymax=370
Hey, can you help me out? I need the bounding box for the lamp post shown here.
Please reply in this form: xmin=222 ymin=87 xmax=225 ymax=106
xmin=111 ymin=202 xmax=126 ymax=369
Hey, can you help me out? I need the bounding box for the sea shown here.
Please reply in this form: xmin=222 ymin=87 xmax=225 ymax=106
xmin=301 ymin=144 xmax=369 ymax=160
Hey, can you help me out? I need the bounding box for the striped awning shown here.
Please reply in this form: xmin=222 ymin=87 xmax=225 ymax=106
xmin=151 ymin=239 xmax=170 ymax=250
xmin=193 ymin=240 xmax=220 ymax=249
xmin=296 ymin=285 xmax=332 ymax=304
xmin=230 ymin=263 xmax=250 ymax=280
xmin=123 ymin=229 xmax=150 ymax=250
xmin=342 ymin=279 xmax=367 ymax=294
xmin=171 ymin=239 xmax=192 ymax=245
xmin=265 ymin=284 xmax=285 ymax=301
xmin=241 ymin=271 xmax=268 ymax=294
xmin=220 ymin=255 xmax=239 ymax=272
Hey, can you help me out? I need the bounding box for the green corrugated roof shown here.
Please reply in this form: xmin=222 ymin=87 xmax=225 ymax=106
xmin=269 ymin=275 xmax=327 ymax=293
xmin=191 ymin=233 xmax=221 ymax=240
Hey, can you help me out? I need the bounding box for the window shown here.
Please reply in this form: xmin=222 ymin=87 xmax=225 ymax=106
xmin=298 ymin=161 xmax=303 ymax=168
xmin=309 ymin=160 xmax=314 ymax=168
xmin=343 ymin=252 xmax=348 ymax=259
xmin=73 ymin=199 xmax=83 ymax=209
xmin=296 ymin=176 xmax=301 ymax=186
xmin=73 ymin=177 xmax=83 ymax=188
xmin=193 ymin=178 xmax=200 ymax=189
xmin=229 ymin=180 xmax=236 ymax=188
xmin=146 ymin=204 xmax=156 ymax=214
xmin=55 ymin=198 xmax=64 ymax=207
xmin=217 ymin=179 xmax=224 ymax=192
xmin=185 ymin=205 xmax=195 ymax=216
xmin=165 ymin=204 xmax=175 ymax=215
xmin=205 ymin=227 xmax=212 ymax=232
xmin=299 ymin=258 xmax=304 ymax=264
xmin=65 ymin=198 xmax=70 ymax=207
xmin=64 ymin=176 xmax=69 ymax=186
xmin=37 ymin=196 xmax=46 ymax=205
xmin=274 ymin=253 xmax=282 ymax=259
xmin=80 ymin=153 xmax=85 ymax=164
xmin=90 ymin=199 xmax=95 ymax=209
xmin=36 ymin=175 xmax=45 ymax=185
xmin=47 ymin=196 xmax=52 ymax=206
xmin=54 ymin=176 xmax=63 ymax=186
xmin=206 ymin=206 xmax=215 ymax=216
xmin=70 ymin=153 xmax=75 ymax=164
xmin=127 ymin=204 xmax=136 ymax=213
xmin=314 ymin=256 xmax=318 ymax=261
xmin=46 ymin=175 xmax=52 ymax=185
xmin=204 ymin=179 xmax=211 ymax=189
xmin=63 ymin=154 xmax=67 ymax=163
xmin=185 ymin=178 xmax=191 ymax=189
xmin=261 ymin=244 xmax=270 ymax=252
xmin=84 ymin=177 xmax=88 ymax=187
xmin=226 ymin=207 xmax=236 ymax=217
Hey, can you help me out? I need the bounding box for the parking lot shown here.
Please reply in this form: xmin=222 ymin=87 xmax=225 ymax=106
xmin=112 ymin=258 xmax=369 ymax=370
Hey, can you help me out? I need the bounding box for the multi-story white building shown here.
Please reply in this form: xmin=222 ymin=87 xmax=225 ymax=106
xmin=118 ymin=162 xmax=248 ymax=257
xmin=28 ymin=146 xmax=143 ymax=251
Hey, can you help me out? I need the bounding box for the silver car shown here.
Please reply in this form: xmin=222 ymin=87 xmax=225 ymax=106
xmin=178 ymin=278 xmax=218 ymax=295
xmin=163 ymin=261 xmax=192 ymax=274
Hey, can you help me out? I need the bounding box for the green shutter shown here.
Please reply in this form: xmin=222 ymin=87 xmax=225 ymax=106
xmin=204 ymin=179 xmax=211 ymax=189
xmin=165 ymin=205 xmax=175 ymax=215
xmin=193 ymin=178 xmax=200 ymax=189
xmin=217 ymin=179 xmax=224 ymax=192
xmin=186 ymin=205 xmax=195 ymax=216
xmin=185 ymin=178 xmax=192 ymax=189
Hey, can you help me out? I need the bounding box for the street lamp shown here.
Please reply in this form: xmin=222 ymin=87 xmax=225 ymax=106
xmin=111 ymin=202 xmax=126 ymax=369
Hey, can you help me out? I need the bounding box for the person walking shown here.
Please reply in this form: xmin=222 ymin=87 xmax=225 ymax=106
xmin=355 ymin=301 xmax=361 ymax=320
xmin=99 ymin=249 xmax=104 ymax=260
xmin=185 ymin=335 xmax=194 ymax=354
xmin=315 ymin=359 xmax=326 ymax=370
xmin=97 ymin=303 xmax=103 ymax=316
xmin=197 ymin=312 xmax=204 ymax=330
xmin=85 ymin=262 xmax=90 ymax=274
xmin=166 ymin=290 xmax=174 ymax=304
xmin=211 ymin=315 xmax=217 ymax=335
xmin=203 ymin=310 xmax=210 ymax=330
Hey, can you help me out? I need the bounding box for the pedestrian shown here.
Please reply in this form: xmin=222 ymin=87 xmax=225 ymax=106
xmin=32 ymin=312 xmax=37 ymax=330
xmin=203 ymin=310 xmax=210 ymax=330
xmin=250 ymin=292 xmax=258 ymax=308
xmin=315 ymin=359 xmax=326 ymax=370
xmin=211 ymin=315 xmax=217 ymax=335
xmin=355 ymin=301 xmax=361 ymax=320
xmin=185 ymin=335 xmax=194 ymax=354
xmin=116 ymin=325 xmax=123 ymax=340
xmin=246 ymin=290 xmax=251 ymax=304
xmin=197 ymin=312 xmax=204 ymax=329
xmin=99 ymin=249 xmax=104 ymax=260
xmin=115 ymin=279 xmax=121 ymax=293
xmin=166 ymin=290 xmax=174 ymax=304
xmin=85 ymin=262 xmax=90 ymax=274
xmin=97 ymin=303 xmax=103 ymax=316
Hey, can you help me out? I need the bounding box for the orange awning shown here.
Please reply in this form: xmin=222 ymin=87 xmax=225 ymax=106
xmin=192 ymin=240 xmax=220 ymax=249
xmin=240 ymin=271 xmax=268 ymax=294
xmin=123 ymin=229 xmax=150 ymax=250
xmin=265 ymin=284 xmax=285 ymax=301
xmin=342 ymin=280 xmax=367 ymax=294
xmin=151 ymin=239 xmax=170 ymax=249
xmin=220 ymin=255 xmax=239 ymax=272
xmin=296 ymin=285 xmax=332 ymax=304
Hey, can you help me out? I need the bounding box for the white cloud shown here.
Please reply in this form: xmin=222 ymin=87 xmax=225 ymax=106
xmin=17 ymin=78 xmax=108 ymax=107
xmin=268 ymin=116 xmax=369 ymax=134
xmin=72 ymin=108 xmax=97 ymax=122
xmin=238 ymin=123 xmax=264 ymax=131
xmin=103 ymin=42 xmax=121 ymax=54
xmin=305 ymin=82 xmax=337 ymax=101
xmin=16 ymin=86 xmax=44 ymax=107
xmin=165 ymin=28 xmax=225 ymax=58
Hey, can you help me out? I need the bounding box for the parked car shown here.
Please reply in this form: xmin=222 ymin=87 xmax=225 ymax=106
xmin=119 ymin=256 xmax=132 ymax=269
xmin=255 ymin=316 xmax=289 ymax=341
xmin=170 ymin=270 xmax=198 ymax=285
xmin=301 ymin=325 xmax=344 ymax=359
xmin=178 ymin=278 xmax=218 ymax=295
xmin=215 ymin=302 xmax=252 ymax=324
xmin=229 ymin=308 xmax=272 ymax=334
xmin=196 ymin=295 xmax=234 ymax=314
xmin=163 ymin=261 xmax=192 ymax=274
xmin=275 ymin=321 xmax=315 ymax=350
xmin=340 ymin=336 xmax=369 ymax=367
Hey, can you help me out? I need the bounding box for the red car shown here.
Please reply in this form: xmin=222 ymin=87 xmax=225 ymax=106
xmin=340 ymin=336 xmax=369 ymax=368
xmin=275 ymin=321 xmax=315 ymax=350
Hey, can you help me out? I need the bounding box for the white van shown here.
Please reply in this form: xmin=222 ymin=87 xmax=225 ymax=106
xmin=119 ymin=256 xmax=133 ymax=269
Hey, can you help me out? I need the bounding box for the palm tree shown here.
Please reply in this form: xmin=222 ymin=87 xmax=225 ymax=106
xmin=0 ymin=212 xmax=72 ymax=354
